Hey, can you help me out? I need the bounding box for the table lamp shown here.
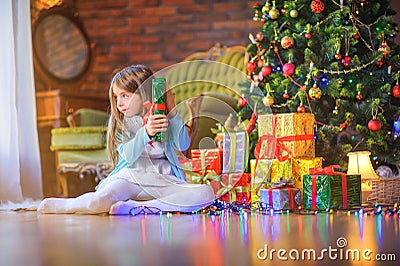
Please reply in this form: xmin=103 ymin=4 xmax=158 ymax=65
xmin=347 ymin=151 xmax=379 ymax=201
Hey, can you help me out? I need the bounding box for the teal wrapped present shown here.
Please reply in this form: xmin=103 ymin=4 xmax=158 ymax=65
xmin=303 ymin=166 xmax=361 ymax=210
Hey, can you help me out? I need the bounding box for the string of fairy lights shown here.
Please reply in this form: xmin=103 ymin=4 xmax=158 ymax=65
xmin=127 ymin=200 xmax=400 ymax=218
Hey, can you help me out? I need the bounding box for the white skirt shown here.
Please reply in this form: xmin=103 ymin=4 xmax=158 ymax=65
xmin=96 ymin=156 xmax=185 ymax=191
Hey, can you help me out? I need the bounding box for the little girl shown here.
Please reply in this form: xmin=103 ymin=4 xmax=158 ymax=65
xmin=38 ymin=64 xmax=215 ymax=215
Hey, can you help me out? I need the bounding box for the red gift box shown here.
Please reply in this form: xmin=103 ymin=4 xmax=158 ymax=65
xmin=218 ymin=173 xmax=251 ymax=204
xmin=191 ymin=148 xmax=223 ymax=176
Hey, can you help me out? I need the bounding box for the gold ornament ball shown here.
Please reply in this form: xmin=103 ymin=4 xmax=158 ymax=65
xmin=281 ymin=35 xmax=294 ymax=49
xmin=269 ymin=8 xmax=280 ymax=20
xmin=263 ymin=95 xmax=275 ymax=106
xmin=262 ymin=4 xmax=271 ymax=14
xmin=290 ymin=9 xmax=298 ymax=18
xmin=308 ymin=86 xmax=322 ymax=100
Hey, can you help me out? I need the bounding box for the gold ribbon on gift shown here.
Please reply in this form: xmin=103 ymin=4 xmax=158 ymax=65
xmin=217 ymin=173 xmax=234 ymax=197
xmin=200 ymin=149 xmax=207 ymax=176
xmin=189 ymin=170 xmax=219 ymax=184
xmin=228 ymin=133 xmax=237 ymax=173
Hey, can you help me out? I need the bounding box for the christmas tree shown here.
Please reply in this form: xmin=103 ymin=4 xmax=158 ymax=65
xmin=239 ymin=0 xmax=400 ymax=167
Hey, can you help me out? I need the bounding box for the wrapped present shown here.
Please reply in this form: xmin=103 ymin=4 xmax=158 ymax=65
xmin=222 ymin=131 xmax=249 ymax=173
xmin=303 ymin=165 xmax=362 ymax=210
xmin=250 ymin=158 xmax=293 ymax=201
xmin=303 ymin=173 xmax=331 ymax=210
xmin=270 ymin=159 xmax=293 ymax=182
xmin=256 ymin=113 xmax=315 ymax=160
xmin=218 ymin=173 xmax=251 ymax=204
xmin=250 ymin=159 xmax=272 ymax=202
xmin=181 ymin=160 xmax=220 ymax=186
xmin=152 ymin=77 xmax=167 ymax=142
xmin=260 ymin=187 xmax=302 ymax=210
xmin=292 ymin=157 xmax=323 ymax=188
xmin=191 ymin=148 xmax=223 ymax=176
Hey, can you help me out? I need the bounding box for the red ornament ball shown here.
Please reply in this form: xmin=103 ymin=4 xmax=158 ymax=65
xmin=305 ymin=32 xmax=312 ymax=39
xmin=283 ymin=92 xmax=290 ymax=99
xmin=297 ymin=105 xmax=306 ymax=113
xmin=368 ymin=119 xmax=382 ymax=132
xmin=341 ymin=56 xmax=352 ymax=67
xmin=283 ymin=62 xmax=296 ymax=76
xmin=355 ymin=93 xmax=363 ymax=101
xmin=246 ymin=61 xmax=257 ymax=73
xmin=392 ymin=85 xmax=400 ymax=98
xmin=238 ymin=97 xmax=247 ymax=107
xmin=311 ymin=0 xmax=324 ymax=14
xmin=335 ymin=53 xmax=342 ymax=60
xmin=261 ymin=65 xmax=272 ymax=77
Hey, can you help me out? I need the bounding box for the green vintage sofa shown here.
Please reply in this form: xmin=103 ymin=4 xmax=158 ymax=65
xmin=164 ymin=43 xmax=247 ymax=151
xmin=50 ymin=108 xmax=111 ymax=197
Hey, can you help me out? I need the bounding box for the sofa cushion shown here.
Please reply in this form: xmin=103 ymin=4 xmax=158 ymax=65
xmin=50 ymin=126 xmax=107 ymax=151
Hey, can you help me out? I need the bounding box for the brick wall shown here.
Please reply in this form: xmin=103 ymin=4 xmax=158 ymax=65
xmin=33 ymin=0 xmax=259 ymax=94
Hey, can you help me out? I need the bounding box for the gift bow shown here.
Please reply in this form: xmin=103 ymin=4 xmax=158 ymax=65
xmin=189 ymin=170 xmax=219 ymax=185
xmin=309 ymin=165 xmax=342 ymax=175
xmin=268 ymin=177 xmax=295 ymax=188
xmin=309 ymin=165 xmax=348 ymax=210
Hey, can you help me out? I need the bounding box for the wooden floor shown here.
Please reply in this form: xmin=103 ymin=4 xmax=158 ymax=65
xmin=0 ymin=209 xmax=399 ymax=266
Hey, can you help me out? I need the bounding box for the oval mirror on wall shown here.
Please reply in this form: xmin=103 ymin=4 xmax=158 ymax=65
xmin=32 ymin=5 xmax=93 ymax=90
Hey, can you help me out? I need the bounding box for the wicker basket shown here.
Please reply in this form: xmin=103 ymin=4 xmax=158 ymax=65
xmin=366 ymin=178 xmax=400 ymax=204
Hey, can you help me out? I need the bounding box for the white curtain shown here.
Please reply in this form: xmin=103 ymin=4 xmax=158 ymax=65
xmin=0 ymin=0 xmax=43 ymax=203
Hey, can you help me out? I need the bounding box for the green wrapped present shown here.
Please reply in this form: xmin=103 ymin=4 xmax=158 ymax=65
xmin=303 ymin=174 xmax=331 ymax=210
xmin=152 ymin=77 xmax=167 ymax=142
xmin=303 ymin=166 xmax=361 ymax=210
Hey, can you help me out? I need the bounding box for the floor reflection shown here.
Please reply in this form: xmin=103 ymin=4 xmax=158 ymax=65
xmin=0 ymin=211 xmax=398 ymax=265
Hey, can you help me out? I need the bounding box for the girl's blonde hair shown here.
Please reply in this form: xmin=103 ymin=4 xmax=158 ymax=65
xmin=107 ymin=64 xmax=154 ymax=167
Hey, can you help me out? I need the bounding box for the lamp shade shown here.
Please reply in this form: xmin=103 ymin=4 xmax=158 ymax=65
xmin=347 ymin=151 xmax=379 ymax=180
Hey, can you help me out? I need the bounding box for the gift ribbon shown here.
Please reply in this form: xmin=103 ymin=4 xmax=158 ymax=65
xmin=312 ymin=175 xmax=317 ymax=210
xmin=186 ymin=170 xmax=219 ymax=184
xmin=228 ymin=133 xmax=237 ymax=172
xmin=217 ymin=174 xmax=234 ymax=196
xmin=309 ymin=165 xmax=348 ymax=210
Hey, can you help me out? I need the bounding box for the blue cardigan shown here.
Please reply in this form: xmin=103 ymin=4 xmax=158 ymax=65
xmin=102 ymin=113 xmax=190 ymax=183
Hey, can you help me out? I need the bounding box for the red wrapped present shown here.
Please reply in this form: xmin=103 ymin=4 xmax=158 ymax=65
xmin=191 ymin=148 xmax=223 ymax=176
xmin=218 ymin=173 xmax=251 ymax=204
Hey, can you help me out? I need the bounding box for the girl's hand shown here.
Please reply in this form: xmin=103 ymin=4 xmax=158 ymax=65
xmin=165 ymin=82 xmax=177 ymax=117
xmin=145 ymin=114 xmax=168 ymax=137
